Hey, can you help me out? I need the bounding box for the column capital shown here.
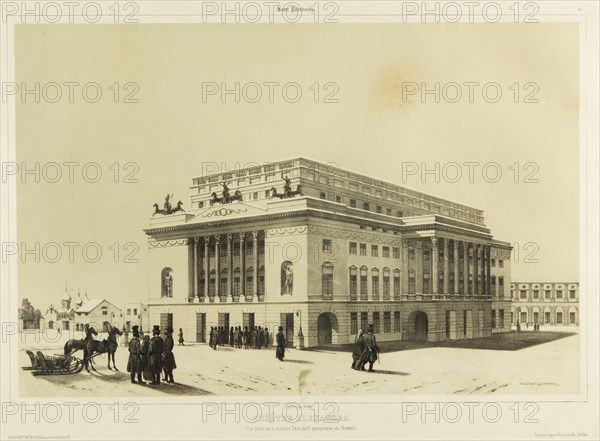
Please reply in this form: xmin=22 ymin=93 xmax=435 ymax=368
xmin=442 ymin=238 xmax=449 ymax=250
xmin=227 ymin=234 xmax=234 ymax=242
xmin=430 ymin=237 xmax=438 ymax=248
xmin=239 ymin=232 xmax=246 ymax=241
xmin=415 ymin=241 xmax=423 ymax=249
xmin=252 ymin=230 xmax=259 ymax=241
xmin=215 ymin=235 xmax=221 ymax=245
xmin=193 ymin=237 xmax=200 ymax=246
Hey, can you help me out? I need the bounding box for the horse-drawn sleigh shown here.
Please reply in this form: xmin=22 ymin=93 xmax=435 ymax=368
xmin=23 ymin=324 xmax=123 ymax=375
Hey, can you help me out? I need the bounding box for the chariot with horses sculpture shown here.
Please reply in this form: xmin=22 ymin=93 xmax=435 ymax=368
xmin=270 ymin=174 xmax=303 ymax=199
xmin=23 ymin=323 xmax=123 ymax=375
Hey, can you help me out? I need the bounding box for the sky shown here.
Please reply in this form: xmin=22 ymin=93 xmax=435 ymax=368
xmin=13 ymin=23 xmax=579 ymax=309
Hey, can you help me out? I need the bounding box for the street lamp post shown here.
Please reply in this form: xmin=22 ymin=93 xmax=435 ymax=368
xmin=295 ymin=309 xmax=305 ymax=350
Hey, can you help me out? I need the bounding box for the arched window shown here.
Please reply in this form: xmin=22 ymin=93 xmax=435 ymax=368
xmin=393 ymin=269 xmax=401 ymax=299
xmin=258 ymin=266 xmax=265 ymax=296
xmin=233 ymin=267 xmax=241 ymax=297
xmin=371 ymin=268 xmax=380 ymax=300
xmin=246 ymin=266 xmax=254 ymax=296
xmin=349 ymin=266 xmax=358 ymax=300
xmin=220 ymin=268 xmax=228 ymax=296
xmin=161 ymin=267 xmax=174 ymax=297
xmin=281 ymin=261 xmax=293 ymax=295
xmin=383 ymin=268 xmax=391 ymax=300
xmin=322 ymin=262 xmax=334 ymax=299
xmin=360 ymin=266 xmax=368 ymax=300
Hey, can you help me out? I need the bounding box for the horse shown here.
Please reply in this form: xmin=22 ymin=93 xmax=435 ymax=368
xmin=82 ymin=325 xmax=123 ymax=372
xmin=171 ymin=201 xmax=185 ymax=213
xmin=64 ymin=325 xmax=97 ymax=356
xmin=152 ymin=203 xmax=164 ymax=215
xmin=105 ymin=325 xmax=123 ymax=371
xmin=269 ymin=184 xmax=303 ymax=200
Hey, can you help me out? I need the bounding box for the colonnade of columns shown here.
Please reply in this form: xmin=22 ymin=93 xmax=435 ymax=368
xmin=188 ymin=231 xmax=264 ymax=302
xmin=401 ymin=237 xmax=493 ymax=298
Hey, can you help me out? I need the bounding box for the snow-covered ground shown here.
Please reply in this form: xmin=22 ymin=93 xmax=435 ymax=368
xmin=17 ymin=330 xmax=580 ymax=397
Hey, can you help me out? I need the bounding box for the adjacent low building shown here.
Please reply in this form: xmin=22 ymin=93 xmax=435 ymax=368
xmin=510 ymin=282 xmax=579 ymax=326
xmin=144 ymin=158 xmax=513 ymax=347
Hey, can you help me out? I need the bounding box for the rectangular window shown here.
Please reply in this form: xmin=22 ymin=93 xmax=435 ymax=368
xmin=220 ymin=277 xmax=228 ymax=295
xmin=360 ymin=274 xmax=368 ymax=300
xmin=556 ymin=290 xmax=563 ymax=299
xmin=569 ymin=312 xmax=576 ymax=324
xmin=258 ymin=276 xmax=265 ymax=296
xmin=520 ymin=290 xmax=527 ymax=299
xmin=383 ymin=275 xmax=390 ymax=300
xmin=393 ymin=274 xmax=400 ymax=298
xmin=349 ymin=269 xmax=358 ymax=300
xmin=322 ymin=266 xmax=333 ymax=298
xmin=533 ymin=290 xmax=539 ymax=299
xmin=127 ymin=309 xmax=131 ymax=315
xmin=393 ymin=247 xmax=400 ymax=259
xmin=499 ymin=259 xmax=504 ymax=268
xmin=491 ymin=310 xmax=496 ymax=328
xmin=322 ymin=239 xmax=332 ymax=252
xmin=359 ymin=243 xmax=367 ymax=256
xmin=556 ymin=312 xmax=563 ymax=324
xmin=336 ymin=195 xmax=342 ymax=203
xmin=133 ymin=308 xmax=137 ymax=315
xmin=569 ymin=290 xmax=576 ymax=299
xmin=320 ymin=192 xmax=327 ymax=199
xmin=382 ymin=246 xmax=390 ymax=258
xmin=544 ymin=311 xmax=550 ymax=324
xmin=246 ymin=276 xmax=253 ymax=295
xmin=371 ymin=245 xmax=378 ymax=257
xmin=209 ymin=278 xmax=216 ymax=296
xmin=363 ymin=202 xmax=369 ymax=211
xmin=396 ymin=210 xmax=403 ymax=217
xmin=373 ymin=312 xmax=380 ymax=333
xmin=545 ymin=290 xmax=551 ymax=299
xmin=350 ymin=199 xmax=356 ymax=208
xmin=102 ymin=310 xmax=108 ymax=316
xmin=393 ymin=311 xmax=401 ymax=332
xmin=384 ymin=312 xmax=391 ymax=333
xmin=233 ymin=277 xmax=240 ymax=296
xmin=349 ymin=242 xmax=357 ymax=255
xmin=350 ymin=313 xmax=358 ymax=334
xmin=386 ymin=208 xmax=392 ymax=216
xmin=376 ymin=206 xmax=382 ymax=214
xmin=491 ymin=259 xmax=496 ymax=267
xmin=372 ymin=275 xmax=380 ymax=300
xmin=360 ymin=312 xmax=368 ymax=332
xmin=253 ymin=191 xmax=258 ymax=200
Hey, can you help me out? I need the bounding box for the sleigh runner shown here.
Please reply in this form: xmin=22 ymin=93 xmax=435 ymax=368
xmin=23 ymin=349 xmax=84 ymax=375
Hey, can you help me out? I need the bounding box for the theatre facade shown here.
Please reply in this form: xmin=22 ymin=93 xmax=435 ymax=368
xmin=144 ymin=158 xmax=512 ymax=347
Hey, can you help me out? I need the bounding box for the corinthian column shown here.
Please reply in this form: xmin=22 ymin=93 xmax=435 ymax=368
xmin=203 ymin=237 xmax=209 ymax=301
xmin=463 ymin=242 xmax=469 ymax=296
xmin=239 ymin=233 xmax=246 ymax=301
xmin=253 ymin=231 xmax=259 ymax=300
xmin=415 ymin=241 xmax=423 ymax=294
xmin=453 ymin=240 xmax=460 ymax=296
xmin=431 ymin=237 xmax=438 ymax=295
xmin=193 ymin=238 xmax=199 ymax=300
xmin=443 ymin=238 xmax=449 ymax=296
xmin=215 ymin=235 xmax=221 ymax=300
xmin=227 ymin=234 xmax=233 ymax=299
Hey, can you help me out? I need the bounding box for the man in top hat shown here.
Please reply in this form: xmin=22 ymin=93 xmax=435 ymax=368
xmin=358 ymin=324 xmax=380 ymax=372
xmin=275 ymin=326 xmax=286 ymax=361
xmin=127 ymin=325 xmax=143 ymax=384
xmin=162 ymin=326 xmax=177 ymax=383
xmin=148 ymin=325 xmax=164 ymax=385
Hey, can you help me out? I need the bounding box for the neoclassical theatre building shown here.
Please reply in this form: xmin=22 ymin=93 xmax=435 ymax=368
xmin=144 ymin=158 xmax=512 ymax=347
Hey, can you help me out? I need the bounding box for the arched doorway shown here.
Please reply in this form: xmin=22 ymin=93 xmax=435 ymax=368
xmin=414 ymin=311 xmax=428 ymax=341
xmin=317 ymin=312 xmax=338 ymax=344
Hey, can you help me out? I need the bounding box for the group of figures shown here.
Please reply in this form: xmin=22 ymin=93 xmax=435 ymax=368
xmin=209 ymin=325 xmax=271 ymax=350
xmin=209 ymin=325 xmax=288 ymax=361
xmin=351 ymin=324 xmax=380 ymax=372
xmin=127 ymin=324 xmax=177 ymax=385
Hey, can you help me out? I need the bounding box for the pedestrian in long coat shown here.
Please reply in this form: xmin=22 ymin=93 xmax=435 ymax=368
xmin=229 ymin=327 xmax=234 ymax=347
xmin=352 ymin=329 xmax=365 ymax=370
xmin=178 ymin=328 xmax=184 ymax=346
xmin=358 ymin=324 xmax=379 ymax=372
xmin=243 ymin=327 xmax=249 ymax=349
xmin=256 ymin=326 xmax=263 ymax=349
xmin=275 ymin=326 xmax=286 ymax=361
xmin=264 ymin=328 xmax=270 ymax=348
xmin=127 ymin=325 xmax=143 ymax=384
xmin=162 ymin=327 xmax=177 ymax=383
xmin=148 ymin=325 xmax=164 ymax=385
xmin=140 ymin=335 xmax=151 ymax=381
